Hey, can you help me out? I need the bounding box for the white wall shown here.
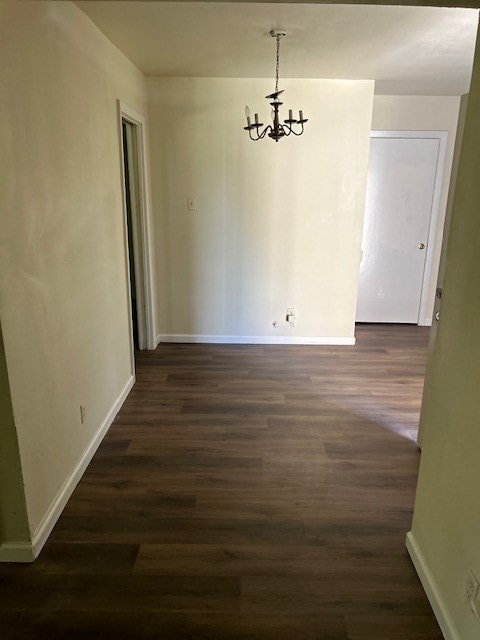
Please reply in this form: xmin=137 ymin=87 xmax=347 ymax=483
xmin=148 ymin=77 xmax=374 ymax=343
xmin=371 ymin=95 xmax=461 ymax=323
xmin=0 ymin=1 xmax=151 ymax=554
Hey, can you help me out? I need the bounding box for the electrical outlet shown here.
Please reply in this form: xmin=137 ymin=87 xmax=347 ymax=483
xmin=187 ymin=196 xmax=196 ymax=211
xmin=466 ymin=571 xmax=480 ymax=620
xmin=286 ymin=307 xmax=296 ymax=325
xmin=80 ymin=405 xmax=87 ymax=424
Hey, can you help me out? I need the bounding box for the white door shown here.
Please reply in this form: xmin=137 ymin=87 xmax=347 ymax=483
xmin=356 ymin=135 xmax=440 ymax=323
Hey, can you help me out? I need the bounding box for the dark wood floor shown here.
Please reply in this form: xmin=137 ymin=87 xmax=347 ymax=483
xmin=0 ymin=324 xmax=443 ymax=639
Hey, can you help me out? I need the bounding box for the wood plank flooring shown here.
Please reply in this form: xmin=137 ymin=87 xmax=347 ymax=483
xmin=0 ymin=324 xmax=443 ymax=639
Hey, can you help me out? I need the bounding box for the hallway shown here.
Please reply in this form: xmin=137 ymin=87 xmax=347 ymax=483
xmin=0 ymin=325 xmax=442 ymax=639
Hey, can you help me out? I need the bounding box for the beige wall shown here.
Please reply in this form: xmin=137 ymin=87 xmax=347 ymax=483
xmin=408 ymin=37 xmax=480 ymax=640
xmin=0 ymin=2 xmax=150 ymax=542
xmin=418 ymin=94 xmax=469 ymax=451
xmin=372 ymin=95 xmax=461 ymax=323
xmin=435 ymin=94 xmax=469 ymax=291
xmin=148 ymin=77 xmax=374 ymax=342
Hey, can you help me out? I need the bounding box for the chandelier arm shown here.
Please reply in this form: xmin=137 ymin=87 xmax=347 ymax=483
xmin=287 ymin=123 xmax=306 ymax=137
xmin=258 ymin=126 xmax=272 ymax=140
xmin=247 ymin=128 xmax=261 ymax=141
xmin=248 ymin=125 xmax=272 ymax=141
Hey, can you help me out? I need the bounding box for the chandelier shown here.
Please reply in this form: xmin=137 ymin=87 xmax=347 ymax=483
xmin=244 ymin=30 xmax=308 ymax=143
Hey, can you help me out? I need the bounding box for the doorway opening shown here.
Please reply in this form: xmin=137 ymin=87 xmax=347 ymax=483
xmin=121 ymin=120 xmax=143 ymax=349
xmin=118 ymin=101 xmax=155 ymax=363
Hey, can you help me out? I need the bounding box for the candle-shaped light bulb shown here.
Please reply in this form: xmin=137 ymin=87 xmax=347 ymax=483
xmin=245 ymin=105 xmax=250 ymax=118
xmin=255 ymin=113 xmax=259 ymax=124
xmin=299 ymin=110 xmax=304 ymax=121
xmin=289 ymin=109 xmax=293 ymax=121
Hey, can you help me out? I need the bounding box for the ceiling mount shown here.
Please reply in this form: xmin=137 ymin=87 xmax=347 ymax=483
xmin=270 ymin=29 xmax=287 ymax=39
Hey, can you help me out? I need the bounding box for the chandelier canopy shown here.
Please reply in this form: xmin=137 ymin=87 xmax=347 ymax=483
xmin=244 ymin=30 xmax=308 ymax=143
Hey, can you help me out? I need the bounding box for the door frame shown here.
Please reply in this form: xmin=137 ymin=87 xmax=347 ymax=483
xmin=370 ymin=130 xmax=448 ymax=326
xmin=117 ymin=100 xmax=156 ymax=362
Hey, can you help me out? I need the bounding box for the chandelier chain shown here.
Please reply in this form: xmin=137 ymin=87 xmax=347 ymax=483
xmin=275 ymin=34 xmax=280 ymax=94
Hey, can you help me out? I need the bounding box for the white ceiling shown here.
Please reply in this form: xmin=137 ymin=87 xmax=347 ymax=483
xmin=76 ymin=2 xmax=479 ymax=95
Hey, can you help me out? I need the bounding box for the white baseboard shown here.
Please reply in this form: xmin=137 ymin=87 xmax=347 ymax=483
xmin=406 ymin=531 xmax=459 ymax=640
xmin=156 ymin=334 xmax=355 ymax=346
xmin=419 ymin=318 xmax=433 ymax=327
xmin=23 ymin=375 xmax=135 ymax=562
xmin=0 ymin=542 xmax=35 ymax=563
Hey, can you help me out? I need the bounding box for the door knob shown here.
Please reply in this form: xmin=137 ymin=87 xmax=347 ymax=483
xmin=418 ymin=243 xmax=425 ymax=250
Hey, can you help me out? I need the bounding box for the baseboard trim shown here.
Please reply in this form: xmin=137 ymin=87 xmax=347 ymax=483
xmin=0 ymin=542 xmax=35 ymax=563
xmin=406 ymin=531 xmax=459 ymax=640
xmin=28 ymin=375 xmax=135 ymax=561
xmin=418 ymin=318 xmax=433 ymax=327
xmin=156 ymin=334 xmax=356 ymax=346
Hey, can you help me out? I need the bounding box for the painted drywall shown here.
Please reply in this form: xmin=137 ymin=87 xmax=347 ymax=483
xmin=0 ymin=2 xmax=151 ymax=540
xmin=417 ymin=94 xmax=469 ymax=449
xmin=0 ymin=323 xmax=30 ymax=551
xmin=435 ymin=94 xmax=469 ymax=291
xmin=148 ymin=77 xmax=374 ymax=342
xmin=371 ymin=95 xmax=461 ymax=323
xmin=408 ymin=39 xmax=480 ymax=640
